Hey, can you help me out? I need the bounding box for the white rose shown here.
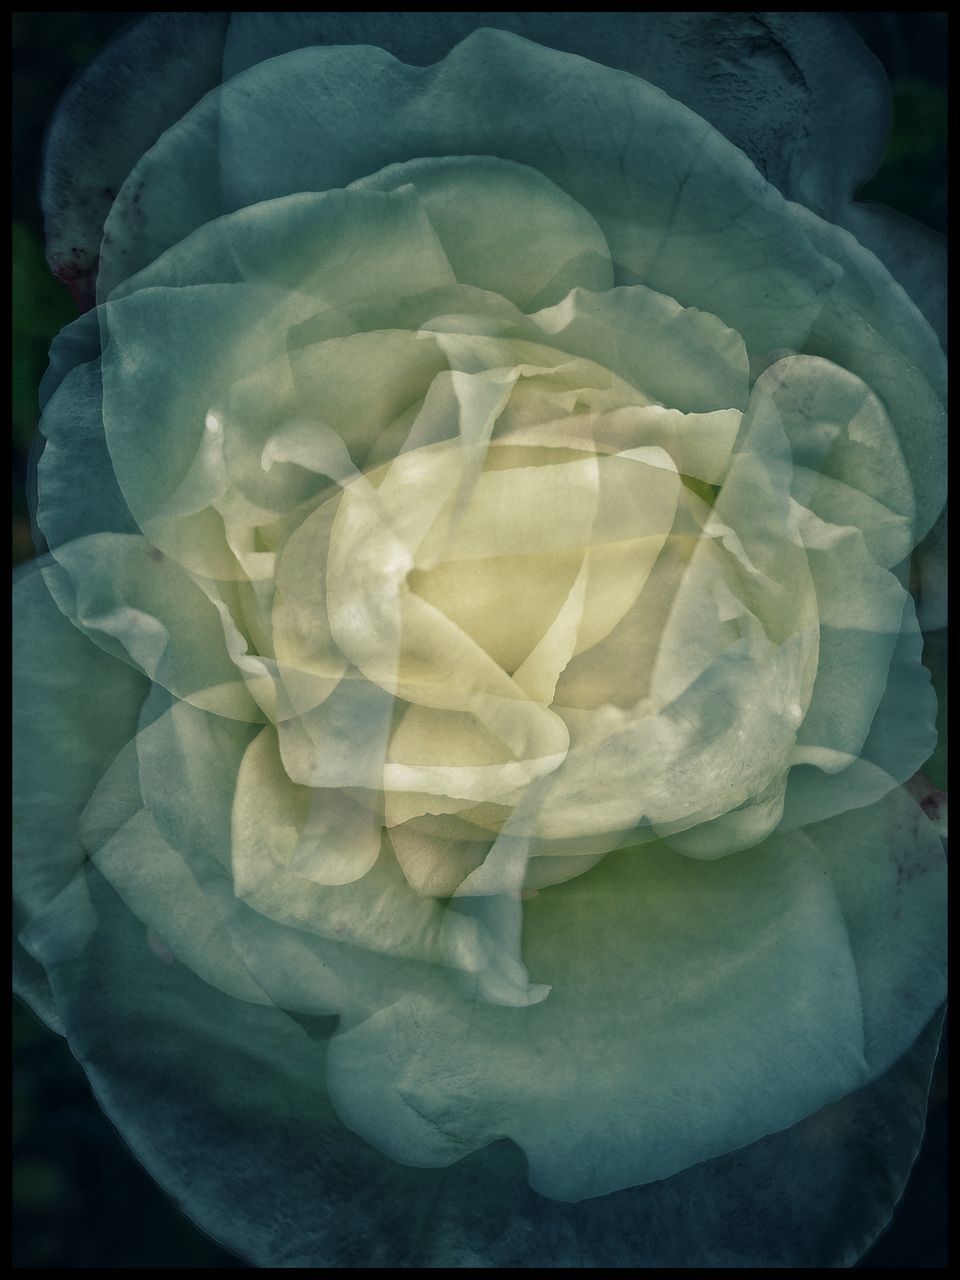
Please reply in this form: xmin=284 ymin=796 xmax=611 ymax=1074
xmin=15 ymin=12 xmax=945 ymax=1267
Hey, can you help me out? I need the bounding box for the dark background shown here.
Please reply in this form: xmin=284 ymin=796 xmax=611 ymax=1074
xmin=11 ymin=11 xmax=948 ymax=1269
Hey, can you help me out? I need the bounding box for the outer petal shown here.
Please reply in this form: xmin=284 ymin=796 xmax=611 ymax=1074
xmin=220 ymin=13 xmax=945 ymax=344
xmin=327 ymin=831 xmax=867 ymax=1199
xmin=782 ymin=593 xmax=937 ymax=828
xmin=788 ymin=203 xmax=946 ymax=543
xmin=354 ymin=157 xmax=614 ymax=311
xmin=97 ymin=29 xmax=838 ymax=356
xmin=13 ymin=562 xmax=147 ymax=920
xmin=36 ymin=356 xmax=138 ymax=551
xmin=13 ymin=562 xmax=147 ymax=1027
xmin=41 ymin=13 xmax=229 ymax=306
xmin=804 ymin=787 xmax=946 ymax=1075
xmin=41 ymin=534 xmax=262 ymax=721
xmin=19 ymin=839 xmax=944 ymax=1267
xmin=47 ymin=12 xmax=943 ymax=340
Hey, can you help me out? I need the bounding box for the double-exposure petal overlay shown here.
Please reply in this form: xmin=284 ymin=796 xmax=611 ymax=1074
xmin=16 ymin=12 xmax=945 ymax=1268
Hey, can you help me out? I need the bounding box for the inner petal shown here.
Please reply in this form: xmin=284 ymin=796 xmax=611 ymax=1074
xmin=408 ymin=548 xmax=582 ymax=674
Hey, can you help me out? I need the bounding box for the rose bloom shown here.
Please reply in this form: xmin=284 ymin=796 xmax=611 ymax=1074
xmin=14 ymin=12 xmax=945 ymax=1268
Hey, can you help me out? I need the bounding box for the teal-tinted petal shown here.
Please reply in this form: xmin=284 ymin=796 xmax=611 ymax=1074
xmin=353 ymin=156 xmax=613 ymax=311
xmin=13 ymin=562 xmax=147 ymax=922
xmin=41 ymin=13 xmax=228 ymax=307
xmin=806 ymin=787 xmax=945 ymax=1074
xmin=98 ymin=30 xmax=838 ymax=356
xmin=782 ymin=593 xmax=937 ymax=828
xmin=27 ymin=855 xmax=942 ymax=1267
xmin=842 ymin=205 xmax=946 ymax=348
xmin=42 ymin=534 xmax=262 ymax=721
xmin=327 ymin=831 xmax=866 ymax=1200
xmin=790 ymin=203 xmax=946 ymax=543
xmin=36 ymin=357 xmax=138 ymax=550
xmin=24 ymin=12 xmax=946 ymax=1270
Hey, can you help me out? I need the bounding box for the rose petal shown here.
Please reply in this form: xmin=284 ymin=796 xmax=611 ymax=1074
xmin=804 ymin=786 xmax=946 ymax=1074
xmin=327 ymin=827 xmax=867 ymax=1199
xmin=531 ymin=285 xmax=749 ymax=414
xmin=788 ymin=203 xmax=946 ymax=543
xmin=36 ymin=356 xmax=138 ymax=551
xmin=81 ymin=737 xmax=271 ymax=1005
xmin=782 ymin=592 xmax=937 ymax=828
xmin=41 ymin=13 xmax=228 ymax=308
xmin=355 ymin=156 xmax=613 ymax=311
xmin=13 ymin=562 xmax=147 ymax=919
xmin=13 ymin=563 xmax=147 ymax=1030
xmin=42 ymin=534 xmax=262 ymax=722
xmin=97 ymin=29 xmax=839 ymax=356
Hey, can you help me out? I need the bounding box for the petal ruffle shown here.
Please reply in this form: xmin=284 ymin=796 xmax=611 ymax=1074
xmin=96 ymin=29 xmax=838 ymax=359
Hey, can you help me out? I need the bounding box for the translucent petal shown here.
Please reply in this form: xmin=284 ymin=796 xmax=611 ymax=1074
xmin=389 ymin=820 xmax=491 ymax=899
xmin=126 ymin=697 xmax=485 ymax=1015
xmin=497 ymin=403 xmax=742 ymax=486
xmin=232 ymin=725 xmax=536 ymax=1006
xmin=783 ymin=646 xmax=936 ymax=829
xmin=98 ymin=30 xmax=839 ymax=356
xmin=38 ymin=306 xmax=102 ymax=412
xmin=40 ymin=13 xmax=228 ymax=307
xmin=36 ymin=358 xmax=138 ymax=551
xmin=48 ymin=12 xmax=933 ymax=343
xmin=22 ymin=846 xmax=941 ymax=1268
xmin=386 ymin=703 xmax=537 ymax=817
xmin=98 ymin=283 xmax=310 ymax=579
xmin=803 ymin=786 xmax=946 ymax=1074
xmin=97 ymin=187 xmax=459 ymax=576
xmin=105 ymin=185 xmax=455 ymax=304
xmin=791 ymin=512 xmax=909 ymax=764
xmin=755 ymin=354 xmax=915 ymax=568
xmin=234 ymin=727 xmax=382 ymax=889
xmin=354 ymin=156 xmax=614 ymax=311
xmin=538 ymin=628 xmax=812 ymax=843
xmin=132 ymin=688 xmax=258 ymax=871
xmin=23 ymin=857 xmax=944 ymax=1267
xmin=13 ymin=563 xmax=147 ymax=919
xmin=788 ymin=202 xmax=946 ymax=543
xmin=42 ymin=534 xmax=262 ymax=722
xmin=839 ymin=205 xmax=946 ymax=349
xmin=286 ymin=330 xmax=447 ymax=470
xmin=27 ymin=12 xmax=947 ymax=1268
xmin=276 ymin=678 xmax=395 ymax=792
xmin=81 ymin=737 xmax=271 ymax=1005
xmin=327 ymin=830 xmax=867 ymax=1199
xmin=530 ymin=285 xmax=749 ymax=414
